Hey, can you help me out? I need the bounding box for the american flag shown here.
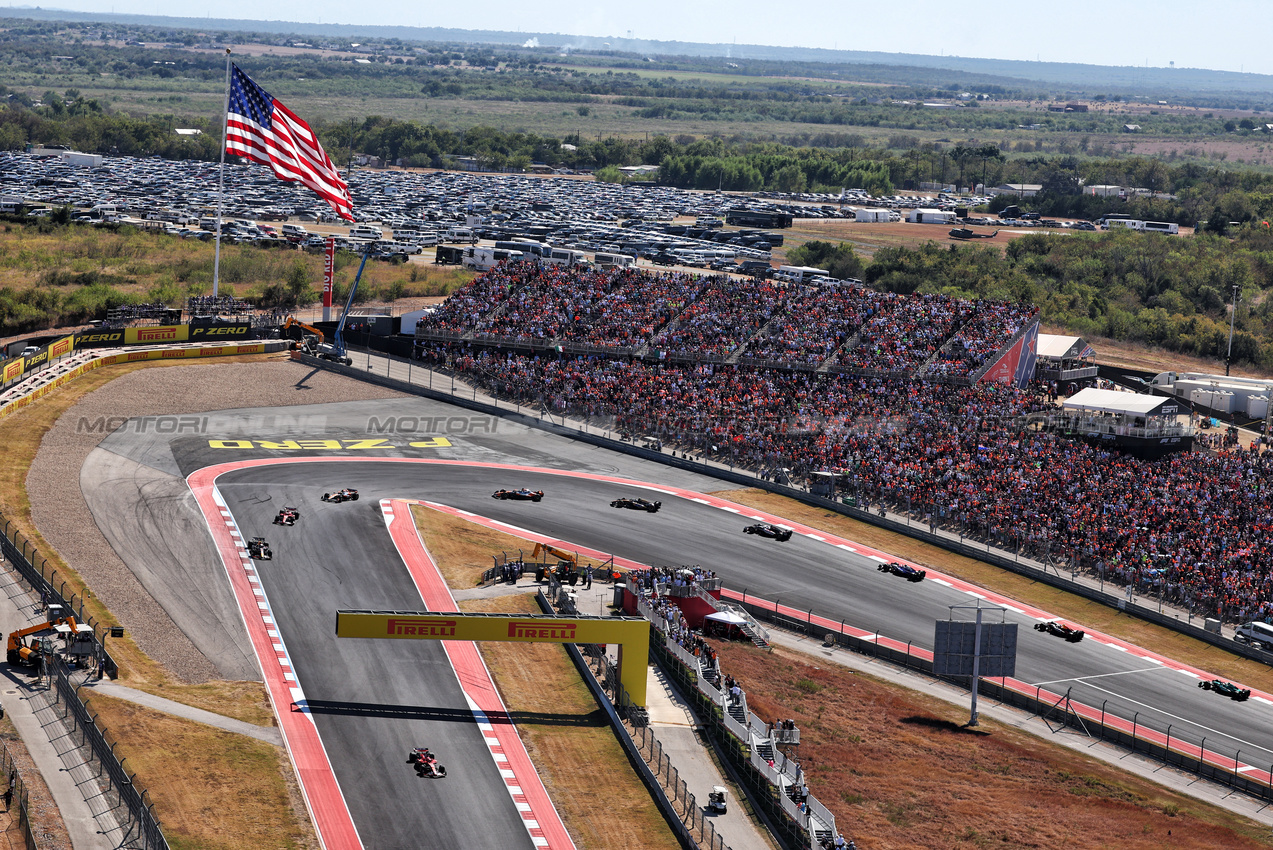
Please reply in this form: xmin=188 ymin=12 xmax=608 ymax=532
xmin=225 ymin=64 xmax=354 ymax=221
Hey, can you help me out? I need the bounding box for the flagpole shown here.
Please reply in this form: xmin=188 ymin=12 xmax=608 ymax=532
xmin=212 ymin=48 xmax=232 ymax=298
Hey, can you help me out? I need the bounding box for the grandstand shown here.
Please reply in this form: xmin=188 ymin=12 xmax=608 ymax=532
xmin=416 ymin=261 xmax=1037 ymax=383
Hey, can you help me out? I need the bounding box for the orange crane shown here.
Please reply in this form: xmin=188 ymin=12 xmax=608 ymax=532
xmin=7 ymin=616 xmax=94 ymax=666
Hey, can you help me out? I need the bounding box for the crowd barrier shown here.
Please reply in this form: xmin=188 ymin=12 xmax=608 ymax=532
xmin=537 ymin=583 xmax=729 ymax=850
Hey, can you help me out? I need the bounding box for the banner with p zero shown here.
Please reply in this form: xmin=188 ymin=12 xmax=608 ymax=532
xmin=74 ymin=324 xmax=254 ymax=348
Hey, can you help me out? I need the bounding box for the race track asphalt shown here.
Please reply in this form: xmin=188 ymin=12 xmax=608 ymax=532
xmin=80 ymin=397 xmax=1273 ymax=848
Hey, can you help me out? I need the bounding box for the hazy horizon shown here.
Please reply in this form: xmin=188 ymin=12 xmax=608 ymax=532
xmin=23 ymin=1 xmax=1273 ymax=77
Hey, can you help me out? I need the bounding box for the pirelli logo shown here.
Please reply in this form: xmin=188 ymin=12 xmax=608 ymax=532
xmin=508 ymin=620 xmax=577 ymax=640
xmin=386 ymin=617 xmax=457 ymax=637
xmin=136 ymin=327 xmax=180 ymax=342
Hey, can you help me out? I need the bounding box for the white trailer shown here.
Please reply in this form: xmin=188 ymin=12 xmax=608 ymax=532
xmin=907 ymin=208 xmax=956 ymax=224
xmin=462 ymin=246 xmax=523 ymax=272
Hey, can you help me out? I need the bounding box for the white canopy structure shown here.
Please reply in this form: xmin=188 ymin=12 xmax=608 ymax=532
xmin=1061 ymin=388 xmax=1183 ymax=418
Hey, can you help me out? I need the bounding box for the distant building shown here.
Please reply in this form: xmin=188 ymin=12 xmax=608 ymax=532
xmin=174 ymin=128 xmax=202 ymax=136
xmin=1085 ymin=184 xmax=1123 ymax=198
xmin=1123 ymin=124 xmax=1141 ymax=133
xmin=992 ymin=184 xmax=1042 ymax=198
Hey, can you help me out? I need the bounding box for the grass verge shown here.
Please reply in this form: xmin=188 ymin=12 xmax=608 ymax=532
xmin=719 ymin=640 xmax=1273 ymax=849
xmin=82 ymin=694 xmax=315 ymax=850
xmin=459 ymin=595 xmax=680 ymax=850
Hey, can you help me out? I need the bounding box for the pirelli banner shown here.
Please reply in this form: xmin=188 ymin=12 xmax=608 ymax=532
xmin=336 ymin=610 xmax=651 ymax=706
xmin=73 ymin=323 xmax=254 ymax=349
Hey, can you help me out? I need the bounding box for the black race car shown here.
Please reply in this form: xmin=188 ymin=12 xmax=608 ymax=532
xmin=493 ymin=488 xmax=544 ymax=502
xmin=321 ymin=488 xmax=359 ymax=503
xmin=273 ymin=506 xmax=300 ymax=526
xmin=246 ymin=537 xmax=272 ymax=561
xmin=877 ymin=561 xmax=926 ymax=582
xmin=743 ymin=523 xmax=793 ymax=541
xmin=1033 ymin=620 xmax=1085 ymax=642
xmin=610 ymin=497 xmax=662 ymax=513
xmin=1198 ymin=679 xmax=1251 ymax=701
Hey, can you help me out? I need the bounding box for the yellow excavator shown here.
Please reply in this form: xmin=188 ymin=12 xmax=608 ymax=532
xmin=7 ymin=616 xmax=94 ymax=666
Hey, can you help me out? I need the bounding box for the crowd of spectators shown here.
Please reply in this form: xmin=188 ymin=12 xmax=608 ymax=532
xmin=413 ymin=339 xmax=1273 ymax=624
xmin=742 ymin=282 xmax=877 ymax=365
xmin=924 ymin=301 xmax=1040 ymax=377
xmin=416 ymin=262 xmax=1031 ymax=377
xmin=469 ymin=263 xmax=613 ymax=341
xmin=560 ymin=270 xmax=707 ymax=349
xmin=836 ymin=292 xmax=971 ymax=373
xmin=650 ymin=278 xmax=787 ymax=359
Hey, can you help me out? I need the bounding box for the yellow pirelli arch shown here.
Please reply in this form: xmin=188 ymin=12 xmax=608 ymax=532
xmin=335 ymin=610 xmax=651 ymax=707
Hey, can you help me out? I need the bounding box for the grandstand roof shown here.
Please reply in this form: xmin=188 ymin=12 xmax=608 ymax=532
xmin=1061 ymin=388 xmax=1183 ymax=417
xmin=1037 ymin=334 xmax=1093 ymax=360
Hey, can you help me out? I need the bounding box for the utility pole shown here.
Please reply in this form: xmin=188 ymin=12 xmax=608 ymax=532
xmin=1226 ymin=284 xmax=1239 ymax=376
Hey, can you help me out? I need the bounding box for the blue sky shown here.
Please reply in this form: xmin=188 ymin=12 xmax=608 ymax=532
xmin=42 ymin=0 xmax=1273 ymax=76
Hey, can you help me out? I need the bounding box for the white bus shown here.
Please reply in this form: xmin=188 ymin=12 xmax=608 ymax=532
xmin=1105 ymin=218 xmax=1143 ymax=231
xmin=774 ymin=265 xmax=830 ymax=284
xmin=594 ymin=252 xmax=636 ymax=269
xmin=1142 ymin=221 xmax=1180 ymax=235
xmin=544 ymin=248 xmax=589 ymax=267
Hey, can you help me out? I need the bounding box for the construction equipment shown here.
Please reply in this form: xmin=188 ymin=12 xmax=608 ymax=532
xmin=324 ymin=246 xmax=372 ymax=367
xmin=7 ymin=616 xmax=95 ymax=666
xmin=281 ymin=316 xmax=325 ymax=355
xmin=531 ymin=542 xmax=578 ymax=568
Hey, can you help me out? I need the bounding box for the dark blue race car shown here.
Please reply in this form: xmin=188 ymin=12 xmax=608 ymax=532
xmin=744 ymin=523 xmax=793 ymax=542
xmin=878 ymin=561 xmax=926 ymax=582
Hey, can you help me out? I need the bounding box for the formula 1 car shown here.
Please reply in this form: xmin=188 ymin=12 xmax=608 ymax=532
xmin=321 ymin=488 xmax=359 ymax=503
xmin=1033 ymin=620 xmax=1085 ymax=642
xmin=743 ymin=523 xmax=793 ymax=542
xmin=493 ymin=488 xmax=544 ymax=502
xmin=273 ymin=506 xmax=300 ymax=526
xmin=246 ymin=537 xmax=272 ymax=561
xmin=407 ymin=747 xmax=448 ymax=778
xmin=1198 ymin=679 xmax=1251 ymax=701
xmin=877 ymin=561 xmax=926 ymax=582
xmin=610 ymin=497 xmax=662 ymax=513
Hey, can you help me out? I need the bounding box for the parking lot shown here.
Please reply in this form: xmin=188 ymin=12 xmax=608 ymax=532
xmin=0 ymin=150 xmax=1060 ymax=276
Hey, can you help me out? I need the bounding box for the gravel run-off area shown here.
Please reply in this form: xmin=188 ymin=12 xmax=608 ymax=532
xmin=25 ymin=358 xmax=406 ymax=682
